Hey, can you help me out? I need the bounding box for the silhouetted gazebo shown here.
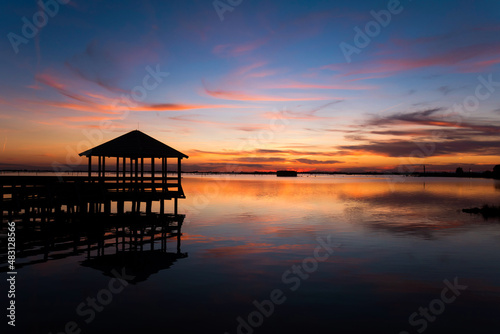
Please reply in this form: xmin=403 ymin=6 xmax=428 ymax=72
xmin=79 ymin=130 xmax=188 ymax=214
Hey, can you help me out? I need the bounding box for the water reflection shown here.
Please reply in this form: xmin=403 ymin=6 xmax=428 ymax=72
xmin=0 ymin=211 xmax=187 ymax=283
xmin=2 ymin=175 xmax=500 ymax=333
xmin=182 ymin=175 xmax=500 ymax=240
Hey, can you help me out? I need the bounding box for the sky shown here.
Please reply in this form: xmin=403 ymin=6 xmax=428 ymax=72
xmin=1 ymin=0 xmax=500 ymax=172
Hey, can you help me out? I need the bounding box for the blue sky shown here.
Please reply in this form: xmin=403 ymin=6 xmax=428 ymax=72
xmin=1 ymin=0 xmax=500 ymax=171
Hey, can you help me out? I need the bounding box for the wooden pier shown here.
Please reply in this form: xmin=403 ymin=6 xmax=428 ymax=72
xmin=0 ymin=174 xmax=184 ymax=222
xmin=1 ymin=130 xmax=189 ymax=222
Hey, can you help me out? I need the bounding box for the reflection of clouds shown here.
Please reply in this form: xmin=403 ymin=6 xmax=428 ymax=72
xmin=358 ymin=219 xmax=466 ymax=240
xmin=203 ymin=242 xmax=311 ymax=258
xmin=337 ymin=179 xmax=500 ymax=238
xmin=183 ymin=176 xmax=500 ymax=241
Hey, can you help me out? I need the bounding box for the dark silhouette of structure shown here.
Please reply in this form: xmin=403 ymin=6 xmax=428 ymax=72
xmin=0 ymin=130 xmax=190 ymax=279
xmin=79 ymin=130 xmax=189 ymax=215
xmin=0 ymin=207 xmax=187 ymax=281
xmin=493 ymin=165 xmax=500 ymax=179
xmin=277 ymin=170 xmax=298 ymax=177
xmin=0 ymin=130 xmax=189 ymax=222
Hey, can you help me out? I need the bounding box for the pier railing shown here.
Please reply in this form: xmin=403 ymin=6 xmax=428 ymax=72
xmin=0 ymin=175 xmax=185 ymax=219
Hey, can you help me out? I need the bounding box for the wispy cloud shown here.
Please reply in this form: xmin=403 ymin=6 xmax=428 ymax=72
xmin=323 ymin=43 xmax=500 ymax=78
xmin=338 ymin=139 xmax=500 ymax=157
xmin=213 ymin=38 xmax=269 ymax=57
xmin=295 ymin=158 xmax=342 ymax=165
xmin=65 ymin=39 xmax=160 ymax=93
xmin=264 ymin=80 xmax=375 ymax=90
xmin=32 ymin=71 xmax=252 ymax=118
xmin=203 ymin=86 xmax=333 ymax=102
xmin=364 ymin=108 xmax=500 ymax=136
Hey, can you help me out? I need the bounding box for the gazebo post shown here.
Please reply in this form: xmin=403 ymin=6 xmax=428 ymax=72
xmin=116 ymin=157 xmax=119 ymax=182
xmin=166 ymin=157 xmax=169 ymax=181
xmin=151 ymin=157 xmax=155 ymax=190
xmin=141 ymin=157 xmax=144 ymax=188
xmin=88 ymin=156 xmax=92 ymax=179
xmin=98 ymin=156 xmax=102 ymax=180
xmin=102 ymin=156 xmax=106 ymax=181
xmin=135 ymin=158 xmax=139 ymax=184
xmin=130 ymin=158 xmax=133 ymax=180
xmin=177 ymin=157 xmax=181 ymax=188
xmin=162 ymin=157 xmax=166 ymax=190
xmin=122 ymin=157 xmax=126 ymax=191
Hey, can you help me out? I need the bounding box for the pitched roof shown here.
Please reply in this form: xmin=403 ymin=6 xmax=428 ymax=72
xmin=78 ymin=130 xmax=188 ymax=158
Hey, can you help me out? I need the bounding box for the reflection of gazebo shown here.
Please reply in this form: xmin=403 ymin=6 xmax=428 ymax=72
xmin=81 ymin=250 xmax=188 ymax=284
xmin=78 ymin=130 xmax=188 ymax=214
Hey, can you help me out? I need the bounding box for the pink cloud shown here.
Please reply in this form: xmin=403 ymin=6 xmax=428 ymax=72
xmin=324 ymin=43 xmax=500 ymax=77
xmin=246 ymin=70 xmax=278 ymax=78
xmin=33 ymin=70 xmax=257 ymax=115
xmin=265 ymin=80 xmax=375 ymax=90
xmin=204 ymin=87 xmax=334 ymax=102
xmin=130 ymin=103 xmax=251 ymax=111
xmin=233 ymin=61 xmax=268 ymax=76
xmin=458 ymin=58 xmax=500 ymax=73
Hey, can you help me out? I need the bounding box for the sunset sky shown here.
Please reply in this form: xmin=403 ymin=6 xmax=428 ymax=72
xmin=1 ymin=0 xmax=500 ymax=172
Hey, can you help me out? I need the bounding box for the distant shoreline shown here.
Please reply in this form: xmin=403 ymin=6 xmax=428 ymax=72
xmin=1 ymin=169 xmax=498 ymax=179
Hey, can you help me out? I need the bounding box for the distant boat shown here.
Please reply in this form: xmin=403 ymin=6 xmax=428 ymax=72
xmin=277 ymin=170 xmax=298 ymax=177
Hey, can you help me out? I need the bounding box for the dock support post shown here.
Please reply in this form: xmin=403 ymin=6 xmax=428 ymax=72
xmin=104 ymin=200 xmax=111 ymax=215
xmin=117 ymin=200 xmax=124 ymax=215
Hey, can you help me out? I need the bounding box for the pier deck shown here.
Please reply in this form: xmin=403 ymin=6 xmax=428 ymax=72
xmin=0 ymin=175 xmax=185 ymax=221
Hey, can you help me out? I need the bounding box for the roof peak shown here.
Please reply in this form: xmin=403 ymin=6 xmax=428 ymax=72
xmin=78 ymin=130 xmax=188 ymax=159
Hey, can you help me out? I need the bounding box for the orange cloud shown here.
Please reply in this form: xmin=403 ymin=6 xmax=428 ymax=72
xmin=130 ymin=103 xmax=250 ymax=111
xmin=204 ymin=87 xmax=333 ymax=101
xmin=30 ymin=71 xmax=256 ymax=116
xmin=61 ymin=115 xmax=119 ymax=122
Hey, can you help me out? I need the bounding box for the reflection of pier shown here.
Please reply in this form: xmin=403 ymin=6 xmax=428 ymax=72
xmin=81 ymin=213 xmax=188 ymax=284
xmin=0 ymin=211 xmax=187 ymax=280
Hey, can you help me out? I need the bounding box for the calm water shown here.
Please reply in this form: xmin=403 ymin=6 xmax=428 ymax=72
xmin=2 ymin=175 xmax=500 ymax=333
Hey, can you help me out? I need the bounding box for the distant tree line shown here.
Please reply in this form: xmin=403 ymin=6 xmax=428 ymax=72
xmin=494 ymin=165 xmax=500 ymax=179
xmin=454 ymin=165 xmax=500 ymax=179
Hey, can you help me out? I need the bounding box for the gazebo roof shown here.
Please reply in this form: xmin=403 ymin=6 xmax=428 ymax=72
xmin=79 ymin=130 xmax=188 ymax=158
